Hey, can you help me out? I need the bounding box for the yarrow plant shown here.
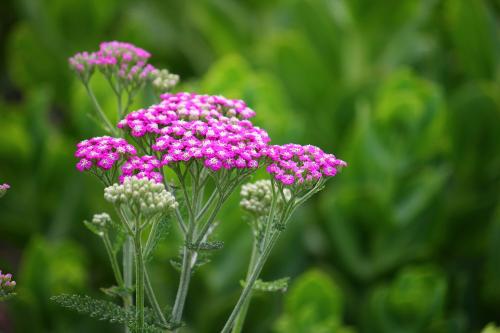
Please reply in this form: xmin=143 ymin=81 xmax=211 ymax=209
xmin=53 ymin=41 xmax=346 ymax=332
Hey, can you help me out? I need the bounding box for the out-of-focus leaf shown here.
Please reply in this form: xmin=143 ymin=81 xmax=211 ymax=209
xmin=365 ymin=265 xmax=447 ymax=333
xmin=274 ymin=270 xmax=346 ymax=333
xmin=445 ymin=0 xmax=499 ymax=79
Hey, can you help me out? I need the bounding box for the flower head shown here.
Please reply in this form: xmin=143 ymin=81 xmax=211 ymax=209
xmin=104 ymin=176 xmax=178 ymax=216
xmin=75 ymin=136 xmax=136 ymax=173
xmin=68 ymin=41 xmax=169 ymax=89
xmin=92 ymin=212 xmax=112 ymax=228
xmin=119 ymin=93 xmax=269 ymax=172
xmin=263 ymin=144 xmax=346 ymax=186
xmin=0 ymin=183 xmax=10 ymax=198
xmin=68 ymin=52 xmax=96 ymax=83
xmin=0 ymin=270 xmax=16 ymax=300
xmin=118 ymin=92 xmax=257 ymax=137
xmin=240 ymin=180 xmax=291 ymax=216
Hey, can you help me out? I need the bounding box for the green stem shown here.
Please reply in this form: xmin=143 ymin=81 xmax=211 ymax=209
xmin=84 ymin=84 xmax=117 ymax=135
xmin=231 ymin=242 xmax=259 ymax=333
xmin=171 ymin=246 xmax=193 ymax=330
xmin=144 ymin=268 xmax=167 ymax=326
xmin=221 ymin=231 xmax=280 ymax=333
xmin=134 ymin=231 xmax=145 ymax=332
xmin=103 ymin=234 xmax=124 ymax=286
xmin=123 ymin=237 xmax=134 ymax=333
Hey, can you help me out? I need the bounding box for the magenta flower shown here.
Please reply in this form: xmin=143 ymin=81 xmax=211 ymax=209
xmin=120 ymin=155 xmax=163 ymax=183
xmin=119 ymin=93 xmax=269 ymax=173
xmin=69 ymin=41 xmax=159 ymax=86
xmin=75 ymin=136 xmax=136 ymax=172
xmin=118 ymin=92 xmax=257 ymax=137
xmin=263 ymin=144 xmax=346 ymax=186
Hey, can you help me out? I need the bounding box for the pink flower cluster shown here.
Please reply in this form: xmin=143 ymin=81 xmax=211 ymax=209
xmin=75 ymin=91 xmax=345 ymax=185
xmin=75 ymin=136 xmax=136 ymax=171
xmin=69 ymin=41 xmax=157 ymax=82
xmin=117 ymin=92 xmax=269 ymax=171
xmin=264 ymin=144 xmax=347 ymax=185
xmin=120 ymin=155 xmax=163 ymax=183
xmin=118 ymin=92 xmax=256 ymax=137
xmin=0 ymin=271 xmax=16 ymax=289
xmin=153 ymin=118 xmax=270 ymax=171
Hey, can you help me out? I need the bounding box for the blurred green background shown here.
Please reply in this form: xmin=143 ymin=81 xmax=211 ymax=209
xmin=0 ymin=0 xmax=499 ymax=332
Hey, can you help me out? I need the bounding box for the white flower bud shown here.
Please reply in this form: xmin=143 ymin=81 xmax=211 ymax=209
xmin=240 ymin=180 xmax=291 ymax=216
xmin=92 ymin=213 xmax=111 ymax=228
xmin=151 ymin=69 xmax=179 ymax=92
xmin=104 ymin=176 xmax=178 ymax=217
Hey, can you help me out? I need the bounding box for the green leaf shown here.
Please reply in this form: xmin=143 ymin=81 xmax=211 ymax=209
xmin=366 ymin=265 xmax=447 ymax=332
xmin=51 ymin=294 xmax=171 ymax=332
xmin=187 ymin=240 xmax=224 ymax=251
xmin=241 ymin=277 xmax=290 ymax=293
xmin=100 ymin=285 xmax=133 ymax=299
xmin=83 ymin=220 xmax=104 ymax=237
xmin=445 ymin=0 xmax=499 ymax=79
xmin=482 ymin=323 xmax=500 ymax=333
xmin=144 ymin=217 xmax=171 ymax=262
xmin=274 ymin=270 xmax=345 ymax=333
xmin=111 ymin=228 xmax=127 ymax=255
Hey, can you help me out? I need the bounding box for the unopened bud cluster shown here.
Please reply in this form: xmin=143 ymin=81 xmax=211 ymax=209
xmin=151 ymin=69 xmax=179 ymax=92
xmin=0 ymin=183 xmax=10 ymax=198
xmin=240 ymin=180 xmax=291 ymax=216
xmin=104 ymin=176 xmax=178 ymax=216
xmin=92 ymin=213 xmax=111 ymax=228
xmin=0 ymin=271 xmax=16 ymax=294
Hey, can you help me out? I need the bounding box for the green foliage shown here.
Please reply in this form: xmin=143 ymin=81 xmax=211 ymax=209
xmin=187 ymin=240 xmax=224 ymax=251
xmin=0 ymin=0 xmax=499 ymax=332
xmin=274 ymin=270 xmax=352 ymax=333
xmin=250 ymin=277 xmax=289 ymax=293
xmin=366 ymin=265 xmax=447 ymax=333
xmin=51 ymin=294 xmax=169 ymax=332
xmin=482 ymin=323 xmax=500 ymax=333
xmin=143 ymin=217 xmax=171 ymax=262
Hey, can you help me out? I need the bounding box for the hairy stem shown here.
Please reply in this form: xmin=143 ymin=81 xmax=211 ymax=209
xmin=123 ymin=237 xmax=134 ymax=333
xmin=84 ymin=84 xmax=117 ymax=135
xmin=221 ymin=231 xmax=280 ymax=333
xmin=144 ymin=268 xmax=167 ymax=326
xmin=134 ymin=231 xmax=145 ymax=332
xmin=171 ymin=246 xmax=193 ymax=330
xmin=231 ymin=242 xmax=259 ymax=333
xmin=103 ymin=234 xmax=124 ymax=286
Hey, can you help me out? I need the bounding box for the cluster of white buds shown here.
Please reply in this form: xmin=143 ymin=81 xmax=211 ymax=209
xmin=92 ymin=213 xmax=111 ymax=228
xmin=151 ymin=69 xmax=179 ymax=92
xmin=104 ymin=176 xmax=178 ymax=216
xmin=0 ymin=271 xmax=16 ymax=293
xmin=240 ymin=180 xmax=291 ymax=216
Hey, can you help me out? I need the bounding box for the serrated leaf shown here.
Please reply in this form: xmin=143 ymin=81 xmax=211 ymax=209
xmin=170 ymin=259 xmax=182 ymax=272
xmin=83 ymin=220 xmax=104 ymax=237
xmin=240 ymin=277 xmax=290 ymax=293
xmin=100 ymin=285 xmax=133 ymax=299
xmin=111 ymin=228 xmax=127 ymax=254
xmin=187 ymin=240 xmax=224 ymax=251
xmin=144 ymin=217 xmax=171 ymax=262
xmin=51 ymin=294 xmax=172 ymax=331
